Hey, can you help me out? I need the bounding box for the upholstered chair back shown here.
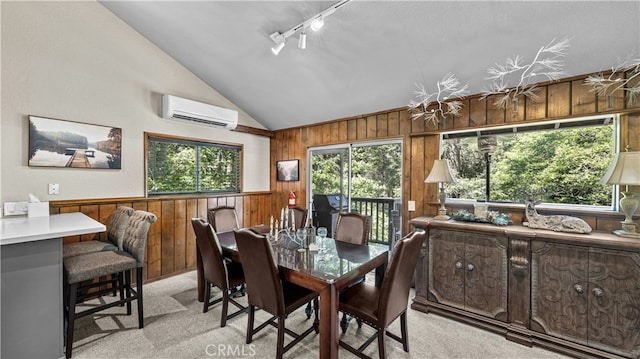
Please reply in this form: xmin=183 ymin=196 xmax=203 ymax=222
xmin=122 ymin=210 xmax=157 ymax=267
xmin=378 ymin=231 xmax=424 ymax=325
xmin=107 ymin=206 xmax=135 ymax=250
xmin=288 ymin=206 xmax=308 ymax=230
xmin=234 ymin=229 xmax=285 ymax=316
xmin=191 ymin=218 xmax=230 ymax=290
xmin=207 ymin=206 xmax=240 ymax=233
xmin=334 ymin=212 xmax=372 ymax=245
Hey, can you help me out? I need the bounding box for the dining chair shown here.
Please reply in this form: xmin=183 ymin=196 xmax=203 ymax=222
xmin=334 ymin=212 xmax=372 ymax=245
xmin=191 ymin=218 xmax=247 ymax=327
xmin=207 ymin=205 xmax=240 ymax=233
xmin=288 ymin=205 xmax=308 ymax=230
xmin=333 ymin=211 xmax=372 ymax=327
xmin=63 ymin=210 xmax=157 ymax=358
xmin=62 ymin=206 xmax=134 ymax=258
xmin=338 ymin=230 xmax=425 ymax=359
xmin=233 ymin=228 xmax=319 ymax=359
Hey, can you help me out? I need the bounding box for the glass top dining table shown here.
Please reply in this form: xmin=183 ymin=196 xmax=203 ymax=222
xmin=195 ymin=227 xmax=390 ymax=359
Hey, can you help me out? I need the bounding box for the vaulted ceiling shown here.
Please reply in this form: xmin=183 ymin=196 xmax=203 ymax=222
xmin=100 ymin=1 xmax=640 ymax=130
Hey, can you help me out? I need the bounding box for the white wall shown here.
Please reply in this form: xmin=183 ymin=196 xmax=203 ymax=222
xmin=1 ymin=1 xmax=270 ymax=205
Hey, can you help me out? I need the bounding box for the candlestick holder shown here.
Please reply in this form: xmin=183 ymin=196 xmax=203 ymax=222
xmin=276 ymin=227 xmax=302 ymax=246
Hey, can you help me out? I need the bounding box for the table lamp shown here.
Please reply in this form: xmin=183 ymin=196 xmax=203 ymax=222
xmin=425 ymin=159 xmax=455 ymax=220
xmin=600 ymin=150 xmax=640 ymax=238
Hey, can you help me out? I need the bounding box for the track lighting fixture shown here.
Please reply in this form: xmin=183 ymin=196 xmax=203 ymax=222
xmin=268 ymin=0 xmax=351 ymax=55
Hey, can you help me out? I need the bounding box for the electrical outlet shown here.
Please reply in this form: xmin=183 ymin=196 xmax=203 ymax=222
xmin=408 ymin=200 xmax=416 ymax=212
xmin=4 ymin=201 xmax=29 ymax=216
xmin=48 ymin=183 xmax=60 ymax=195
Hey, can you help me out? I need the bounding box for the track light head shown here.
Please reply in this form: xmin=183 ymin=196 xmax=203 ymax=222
xmin=271 ymin=40 xmax=285 ymax=55
xmin=310 ymin=16 xmax=324 ymax=31
xmin=298 ymin=32 xmax=307 ymax=49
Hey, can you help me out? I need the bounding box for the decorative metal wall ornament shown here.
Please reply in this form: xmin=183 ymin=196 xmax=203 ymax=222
xmin=481 ymin=38 xmax=571 ymax=109
xmin=408 ymin=73 xmax=469 ymax=126
xmin=584 ymin=56 xmax=640 ymax=106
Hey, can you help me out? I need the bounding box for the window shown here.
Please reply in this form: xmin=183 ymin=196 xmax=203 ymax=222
xmin=440 ymin=116 xmax=617 ymax=208
xmin=146 ymin=134 xmax=241 ymax=195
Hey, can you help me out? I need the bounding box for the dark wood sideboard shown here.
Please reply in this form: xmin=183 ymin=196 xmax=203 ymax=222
xmin=409 ymin=217 xmax=640 ymax=359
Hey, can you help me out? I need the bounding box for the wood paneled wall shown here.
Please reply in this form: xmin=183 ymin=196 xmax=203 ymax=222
xmin=51 ymin=192 xmax=272 ymax=283
xmin=50 ymin=71 xmax=639 ymax=284
xmin=270 ymin=72 xmax=640 ymax=236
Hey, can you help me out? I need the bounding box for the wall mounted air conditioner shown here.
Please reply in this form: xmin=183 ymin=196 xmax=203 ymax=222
xmin=162 ymin=95 xmax=238 ymax=130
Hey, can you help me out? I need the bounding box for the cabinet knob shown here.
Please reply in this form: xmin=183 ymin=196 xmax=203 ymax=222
xmin=467 ymin=264 xmax=474 ymax=272
xmin=592 ymin=288 xmax=604 ymax=297
xmin=455 ymin=261 xmax=463 ymax=269
xmin=573 ymin=284 xmax=584 ymax=294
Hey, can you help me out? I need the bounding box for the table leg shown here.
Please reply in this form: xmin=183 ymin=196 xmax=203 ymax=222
xmin=375 ymin=258 xmax=387 ymax=287
xmin=197 ymin=247 xmax=204 ymax=302
xmin=318 ymin=284 xmax=339 ymax=359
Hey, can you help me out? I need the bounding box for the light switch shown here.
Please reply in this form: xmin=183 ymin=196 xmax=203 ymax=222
xmin=408 ymin=200 xmax=416 ymax=212
xmin=48 ymin=183 xmax=60 ymax=195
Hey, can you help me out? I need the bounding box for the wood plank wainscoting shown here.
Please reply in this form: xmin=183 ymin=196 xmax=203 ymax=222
xmin=50 ymin=192 xmax=272 ymax=283
xmin=270 ymin=72 xmax=640 ymax=237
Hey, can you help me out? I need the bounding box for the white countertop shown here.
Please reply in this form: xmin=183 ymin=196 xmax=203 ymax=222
xmin=0 ymin=212 xmax=106 ymax=246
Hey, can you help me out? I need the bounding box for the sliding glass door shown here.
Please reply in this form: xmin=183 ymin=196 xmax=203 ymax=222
xmin=308 ymin=140 xmax=402 ymax=245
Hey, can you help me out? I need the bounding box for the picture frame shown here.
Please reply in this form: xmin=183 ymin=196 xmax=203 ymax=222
xmin=28 ymin=115 xmax=122 ymax=169
xmin=276 ymin=159 xmax=299 ymax=181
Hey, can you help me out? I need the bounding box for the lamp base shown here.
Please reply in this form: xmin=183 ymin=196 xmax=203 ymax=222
xmin=613 ymin=222 xmax=640 ymax=239
xmin=434 ymin=207 xmax=449 ymax=221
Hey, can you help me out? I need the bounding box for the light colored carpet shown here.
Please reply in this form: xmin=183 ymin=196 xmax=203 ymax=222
xmin=71 ymin=271 xmax=569 ymax=359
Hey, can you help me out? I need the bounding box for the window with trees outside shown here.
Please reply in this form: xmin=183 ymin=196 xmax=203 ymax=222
xmin=441 ymin=115 xmax=617 ymax=209
xmin=146 ymin=134 xmax=241 ymax=195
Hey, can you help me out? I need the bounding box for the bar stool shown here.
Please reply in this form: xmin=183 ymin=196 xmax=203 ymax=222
xmin=63 ymin=210 xmax=156 ymax=358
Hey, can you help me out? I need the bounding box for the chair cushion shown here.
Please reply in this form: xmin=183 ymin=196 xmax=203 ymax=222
xmin=64 ymin=251 xmax=137 ymax=284
xmin=63 ymin=240 xmax=117 ymax=258
xmin=338 ymin=282 xmax=380 ymax=326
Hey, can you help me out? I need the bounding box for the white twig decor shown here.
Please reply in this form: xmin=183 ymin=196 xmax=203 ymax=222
xmin=408 ymin=73 xmax=469 ymax=126
xmin=584 ymin=56 xmax=640 ymax=106
xmin=481 ymin=38 xmax=571 ymax=109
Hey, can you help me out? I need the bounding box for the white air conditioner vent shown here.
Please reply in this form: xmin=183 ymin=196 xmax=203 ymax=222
xmin=162 ymin=95 xmax=238 ymax=130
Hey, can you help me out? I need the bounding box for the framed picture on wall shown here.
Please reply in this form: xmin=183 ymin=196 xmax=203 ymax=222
xmin=276 ymin=159 xmax=299 ymax=181
xmin=28 ymin=115 xmax=122 ymax=169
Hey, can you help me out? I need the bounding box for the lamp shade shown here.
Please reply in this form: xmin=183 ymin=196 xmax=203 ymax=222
xmin=425 ymin=159 xmax=455 ymax=183
xmin=600 ymin=151 xmax=640 ymax=185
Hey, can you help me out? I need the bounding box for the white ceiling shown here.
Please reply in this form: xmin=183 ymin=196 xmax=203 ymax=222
xmin=100 ymin=1 xmax=640 ymax=131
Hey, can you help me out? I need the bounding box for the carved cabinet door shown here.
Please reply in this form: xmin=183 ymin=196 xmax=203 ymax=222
xmin=428 ymin=229 xmax=465 ymax=309
xmin=464 ymin=233 xmax=508 ymax=320
xmin=531 ymin=241 xmax=589 ymax=344
xmin=587 ymin=248 xmax=640 ymax=358
xmin=428 ymin=229 xmax=508 ymax=320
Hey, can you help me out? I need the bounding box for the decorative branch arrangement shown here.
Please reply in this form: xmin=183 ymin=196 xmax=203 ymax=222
xmin=480 ymin=38 xmax=571 ymax=109
xmin=584 ymin=56 xmax=640 ymax=106
xmin=408 ymin=73 xmax=469 ymax=126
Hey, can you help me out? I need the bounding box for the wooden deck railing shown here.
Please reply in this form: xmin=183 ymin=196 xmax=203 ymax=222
xmin=351 ymin=197 xmax=400 ymax=246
